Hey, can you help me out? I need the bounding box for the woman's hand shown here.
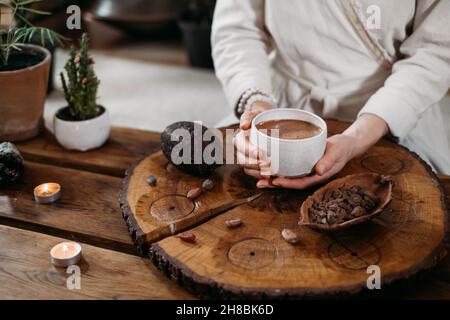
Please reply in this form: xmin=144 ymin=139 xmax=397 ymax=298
xmin=256 ymin=113 xmax=389 ymax=189
xmin=234 ymin=100 xmax=273 ymax=179
xmin=256 ymin=134 xmax=356 ymax=188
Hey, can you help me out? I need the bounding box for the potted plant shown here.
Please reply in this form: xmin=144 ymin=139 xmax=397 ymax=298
xmin=0 ymin=0 xmax=63 ymax=142
xmin=54 ymin=33 xmax=110 ymax=151
xmin=178 ymin=0 xmax=216 ymax=69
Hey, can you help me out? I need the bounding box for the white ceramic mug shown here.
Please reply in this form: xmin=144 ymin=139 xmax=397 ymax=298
xmin=250 ymin=108 xmax=327 ymax=177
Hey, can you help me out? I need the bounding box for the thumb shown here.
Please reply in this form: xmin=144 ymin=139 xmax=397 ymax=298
xmin=240 ymin=111 xmax=256 ymax=130
xmin=315 ymin=141 xmax=338 ymax=176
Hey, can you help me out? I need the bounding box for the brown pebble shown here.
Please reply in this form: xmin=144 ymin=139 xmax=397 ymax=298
xmin=281 ymin=229 xmax=299 ymax=244
xmin=225 ymin=218 xmax=242 ymax=228
xmin=187 ymin=187 xmax=202 ymax=199
xmin=178 ymin=232 xmax=196 ymax=243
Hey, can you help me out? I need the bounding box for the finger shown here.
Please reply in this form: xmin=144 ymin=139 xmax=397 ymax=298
xmin=253 ymin=147 xmax=271 ymax=163
xmin=259 ymin=162 xmax=272 ymax=177
xmin=244 ymin=168 xmax=263 ymax=179
xmin=236 ymin=149 xmax=258 ymax=167
xmin=315 ymin=141 xmax=339 ymax=176
xmin=234 ymin=130 xmax=262 ymax=159
xmin=237 ymin=150 xmax=271 ymax=174
xmin=256 ymin=179 xmax=277 ymax=189
xmin=272 ymin=166 xmax=338 ymax=190
xmin=240 ymin=111 xmax=257 ymax=130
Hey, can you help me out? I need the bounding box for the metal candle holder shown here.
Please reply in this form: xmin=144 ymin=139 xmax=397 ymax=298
xmin=34 ymin=183 xmax=61 ymax=204
xmin=50 ymin=242 xmax=82 ymax=267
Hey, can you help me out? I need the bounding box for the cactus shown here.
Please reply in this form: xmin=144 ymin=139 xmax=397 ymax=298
xmin=60 ymin=33 xmax=100 ymax=121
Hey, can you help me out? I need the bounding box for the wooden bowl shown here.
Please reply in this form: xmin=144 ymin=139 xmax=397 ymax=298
xmin=299 ymin=173 xmax=393 ymax=231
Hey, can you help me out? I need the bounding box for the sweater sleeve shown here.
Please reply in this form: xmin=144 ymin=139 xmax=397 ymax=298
xmin=211 ymin=0 xmax=273 ymax=109
xmin=358 ymin=0 xmax=450 ymax=139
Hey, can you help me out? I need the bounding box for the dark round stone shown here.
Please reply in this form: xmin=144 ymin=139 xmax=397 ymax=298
xmin=160 ymin=121 xmax=222 ymax=177
xmin=202 ymin=179 xmax=214 ymax=191
xmin=0 ymin=142 xmax=24 ymax=185
xmin=146 ymin=175 xmax=157 ymax=186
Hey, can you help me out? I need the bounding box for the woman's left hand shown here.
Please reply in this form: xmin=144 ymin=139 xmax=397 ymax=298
xmin=256 ymin=113 xmax=390 ymax=190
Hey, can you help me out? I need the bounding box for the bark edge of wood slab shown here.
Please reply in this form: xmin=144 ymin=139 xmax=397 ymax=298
xmin=121 ymin=132 xmax=449 ymax=299
xmin=120 ymin=154 xmax=150 ymax=256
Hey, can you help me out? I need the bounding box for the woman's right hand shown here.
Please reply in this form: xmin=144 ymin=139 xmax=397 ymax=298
xmin=233 ymin=101 xmax=273 ymax=179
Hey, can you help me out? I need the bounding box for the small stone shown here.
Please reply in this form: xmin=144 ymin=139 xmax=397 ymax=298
xmin=178 ymin=232 xmax=196 ymax=243
xmin=0 ymin=142 xmax=24 ymax=185
xmin=225 ymin=218 xmax=243 ymax=228
xmin=202 ymin=179 xmax=214 ymax=191
xmin=281 ymin=229 xmax=299 ymax=244
xmin=146 ymin=175 xmax=157 ymax=186
xmin=187 ymin=187 xmax=202 ymax=199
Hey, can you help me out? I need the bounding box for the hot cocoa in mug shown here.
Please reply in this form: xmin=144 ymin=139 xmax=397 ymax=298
xmin=250 ymin=109 xmax=327 ymax=177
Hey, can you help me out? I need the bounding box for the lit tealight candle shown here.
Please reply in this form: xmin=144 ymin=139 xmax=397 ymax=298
xmin=50 ymin=242 xmax=82 ymax=267
xmin=34 ymin=183 xmax=61 ymax=204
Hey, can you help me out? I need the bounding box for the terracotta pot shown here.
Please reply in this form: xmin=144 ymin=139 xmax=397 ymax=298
xmin=0 ymin=45 xmax=51 ymax=142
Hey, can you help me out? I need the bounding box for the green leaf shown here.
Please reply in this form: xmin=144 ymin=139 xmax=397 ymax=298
xmin=45 ymin=28 xmax=53 ymax=45
xmin=16 ymin=0 xmax=44 ymax=6
xmin=21 ymin=7 xmax=50 ymax=15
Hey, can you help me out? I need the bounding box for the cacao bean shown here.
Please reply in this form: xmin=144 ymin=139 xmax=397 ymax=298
xmin=187 ymin=187 xmax=202 ymax=199
xmin=225 ymin=218 xmax=243 ymax=228
xmin=178 ymin=232 xmax=196 ymax=243
xmin=281 ymin=229 xmax=299 ymax=244
xmin=351 ymin=206 xmax=366 ymax=217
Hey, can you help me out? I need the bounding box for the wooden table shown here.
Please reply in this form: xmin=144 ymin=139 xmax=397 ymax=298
xmin=0 ymin=123 xmax=449 ymax=299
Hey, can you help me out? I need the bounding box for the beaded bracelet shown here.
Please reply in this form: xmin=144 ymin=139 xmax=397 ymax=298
xmin=245 ymin=94 xmax=276 ymax=112
xmin=235 ymin=88 xmax=275 ymax=117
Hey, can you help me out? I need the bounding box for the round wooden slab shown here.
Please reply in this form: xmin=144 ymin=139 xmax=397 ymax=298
xmin=121 ymin=121 xmax=448 ymax=298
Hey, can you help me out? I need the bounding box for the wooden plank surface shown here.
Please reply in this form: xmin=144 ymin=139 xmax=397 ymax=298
xmin=2 ymin=124 xmax=450 ymax=300
xmin=0 ymin=224 xmax=193 ymax=300
xmin=0 ymin=161 xmax=134 ymax=254
xmin=16 ymin=127 xmax=161 ymax=177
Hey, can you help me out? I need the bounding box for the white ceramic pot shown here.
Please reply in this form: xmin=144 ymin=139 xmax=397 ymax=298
xmin=54 ymin=107 xmax=111 ymax=151
xmin=250 ymin=108 xmax=327 ymax=177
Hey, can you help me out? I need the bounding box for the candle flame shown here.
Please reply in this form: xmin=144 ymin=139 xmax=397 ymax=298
xmin=62 ymin=243 xmax=68 ymax=254
xmin=43 ymin=184 xmax=49 ymax=193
